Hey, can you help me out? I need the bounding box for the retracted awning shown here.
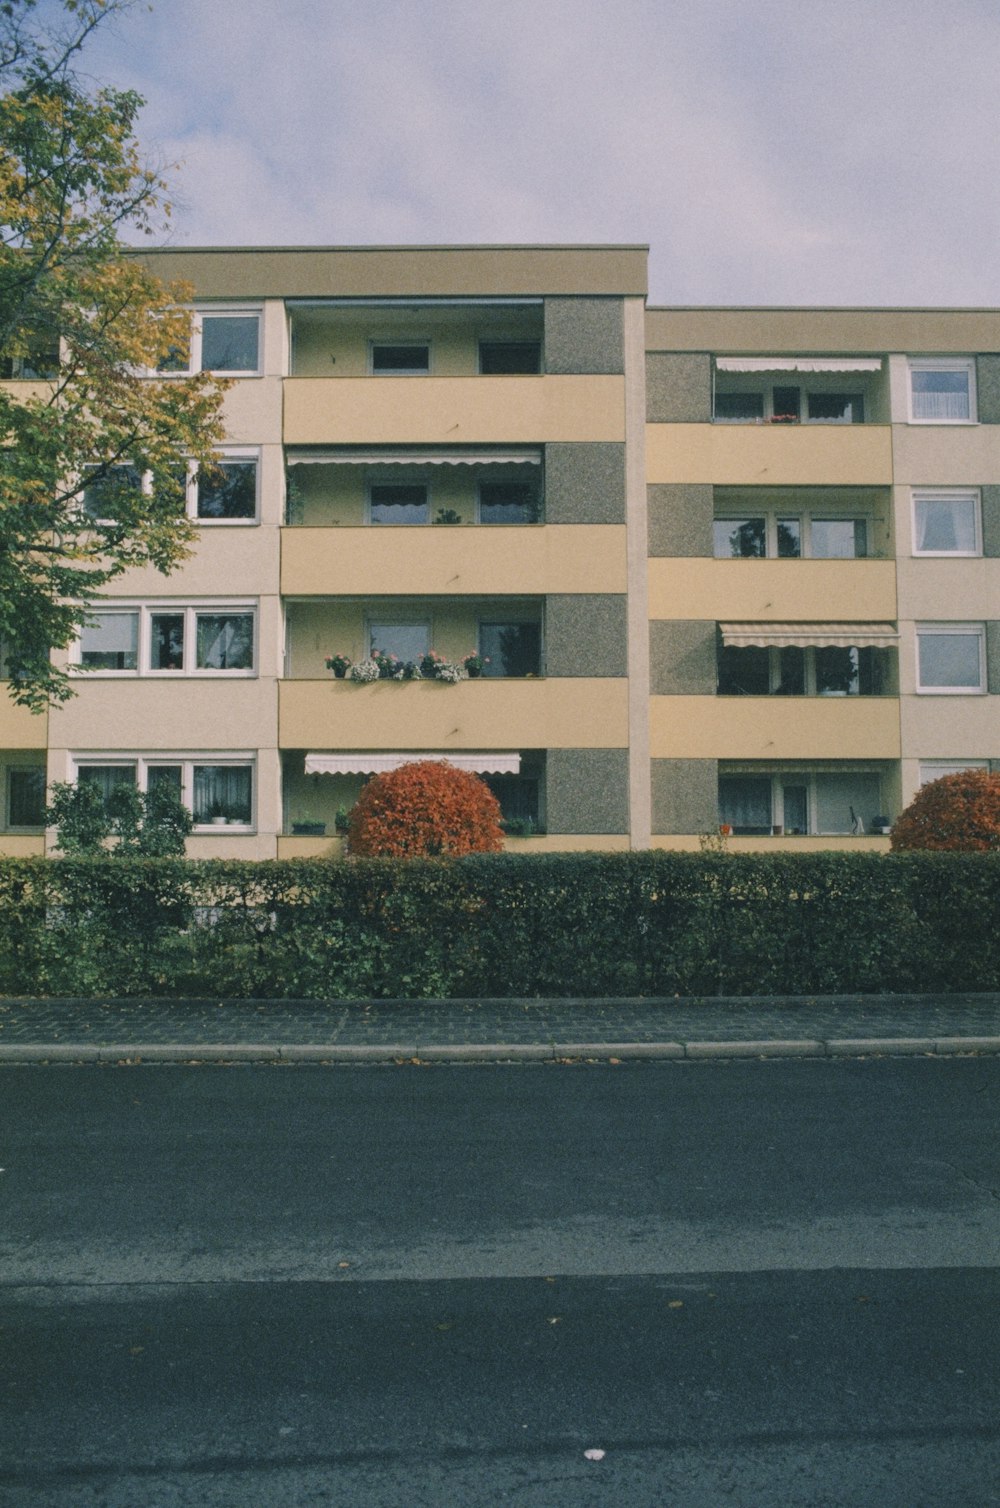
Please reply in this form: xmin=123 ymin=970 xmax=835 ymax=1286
xmin=720 ymin=622 xmax=898 ymax=649
xmin=714 ymin=357 xmax=882 ymax=373
xmin=304 ymin=753 xmax=521 ymax=776
xmin=286 ymin=449 xmax=541 ymax=466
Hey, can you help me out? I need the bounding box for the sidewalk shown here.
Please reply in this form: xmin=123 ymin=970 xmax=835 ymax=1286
xmin=0 ymin=992 xmax=998 ymax=1062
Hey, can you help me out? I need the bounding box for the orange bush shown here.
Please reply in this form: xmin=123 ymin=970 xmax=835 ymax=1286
xmin=346 ymin=760 xmax=503 ymax=857
xmin=890 ymin=769 xmax=1000 ymax=852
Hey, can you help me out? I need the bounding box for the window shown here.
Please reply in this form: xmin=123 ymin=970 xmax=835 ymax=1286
xmin=73 ymin=604 xmax=256 ymax=676
xmin=919 ymin=760 xmax=988 ymax=786
xmin=713 ymin=392 xmax=764 ymax=423
xmin=713 ymin=512 xmax=867 ymax=559
xmin=368 ymin=621 xmax=430 ymax=663
xmin=79 ymin=612 xmax=139 ymax=670
xmin=195 ymin=457 xmax=258 ymax=521
xmin=0 ymin=342 xmax=59 ymax=379
xmin=806 ymin=392 xmax=864 ymax=424
xmin=369 ymin=483 xmax=429 ymax=525
xmin=719 ymin=771 xmax=883 ymax=835
xmin=912 ymin=490 xmax=981 ymax=555
xmin=916 ymin=625 xmax=985 ymax=693
xmin=479 ymin=341 xmax=541 ymax=375
xmin=82 ymin=465 xmax=143 ymax=522
xmin=483 ymin=771 xmax=541 ymax=826
xmin=73 ymin=757 xmax=254 ymax=829
xmin=7 ymin=768 xmax=46 ymax=828
xmin=713 ymin=387 xmax=864 ymax=423
xmin=908 ymin=359 xmax=975 ymax=423
xmin=160 ymin=310 xmax=261 ymax=375
xmin=370 ymin=343 xmax=430 ymax=375
xmin=478 ymin=622 xmax=542 ymax=677
xmin=477 ymin=479 xmax=539 ymax=525
xmin=718 ymin=645 xmax=885 ymax=696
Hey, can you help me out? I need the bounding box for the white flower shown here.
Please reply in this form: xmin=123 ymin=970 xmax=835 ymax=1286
xmin=348 ymin=658 xmax=381 ymax=683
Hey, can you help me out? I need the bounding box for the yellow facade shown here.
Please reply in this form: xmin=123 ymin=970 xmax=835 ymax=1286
xmin=647 ymin=559 xmax=897 ymax=622
xmin=0 ymin=694 xmax=46 ymax=750
xmin=650 ymin=696 xmax=901 ymax=760
xmin=646 ymin=423 xmax=893 ymax=487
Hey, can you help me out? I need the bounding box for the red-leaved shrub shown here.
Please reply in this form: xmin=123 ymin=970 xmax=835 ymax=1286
xmin=890 ymin=769 xmax=1000 ymax=852
xmin=346 ymin=760 xmax=503 ymax=857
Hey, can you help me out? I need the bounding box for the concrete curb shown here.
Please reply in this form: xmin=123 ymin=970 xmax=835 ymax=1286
xmin=1 ymin=1036 xmax=999 ymax=1064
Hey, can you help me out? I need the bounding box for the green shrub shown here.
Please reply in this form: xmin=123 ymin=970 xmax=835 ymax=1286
xmin=0 ymin=851 xmax=998 ymax=998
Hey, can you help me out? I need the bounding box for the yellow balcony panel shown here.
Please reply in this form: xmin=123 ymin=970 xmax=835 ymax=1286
xmin=648 ymin=558 xmax=897 ymax=622
xmin=646 ymin=423 xmax=893 ymax=486
xmin=281 ymin=524 xmax=627 ymax=596
xmin=649 ymin=695 xmax=900 ymax=760
xmin=0 ymin=690 xmax=46 ymax=749
xmin=279 ymin=678 xmax=628 ymax=751
xmin=284 ymin=376 xmax=625 ymax=445
xmin=0 ymin=835 xmax=46 ymax=857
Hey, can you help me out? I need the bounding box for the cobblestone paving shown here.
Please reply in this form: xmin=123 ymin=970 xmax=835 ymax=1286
xmin=0 ymin=993 xmax=997 ymax=1048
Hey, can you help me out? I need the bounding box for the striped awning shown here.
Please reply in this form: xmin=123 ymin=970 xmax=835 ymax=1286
xmin=714 ymin=357 xmax=882 ymax=374
xmin=304 ymin=753 xmax=521 ymax=776
xmin=719 ymin=622 xmax=898 ymax=649
xmin=286 ymin=449 xmax=541 ymax=467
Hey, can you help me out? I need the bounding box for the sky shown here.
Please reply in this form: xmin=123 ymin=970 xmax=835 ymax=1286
xmin=64 ymin=0 xmax=1000 ymax=307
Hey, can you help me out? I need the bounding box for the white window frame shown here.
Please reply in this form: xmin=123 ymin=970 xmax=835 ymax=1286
xmin=71 ymin=602 xmax=258 ymax=678
xmin=919 ymin=760 xmax=989 ymax=786
xmin=713 ymin=510 xmax=870 ymax=560
xmin=911 ymin=488 xmax=982 ymax=557
xmin=161 ymin=306 xmax=262 ymax=377
xmin=187 ymin=449 xmax=261 ymax=525
xmin=368 ymin=339 xmax=431 ymax=376
xmin=915 ymin=623 xmax=986 ymax=694
xmin=907 ymin=358 xmax=976 ymax=424
xmin=70 ymin=755 xmax=256 ymax=832
xmin=719 ymin=769 xmax=884 ymax=836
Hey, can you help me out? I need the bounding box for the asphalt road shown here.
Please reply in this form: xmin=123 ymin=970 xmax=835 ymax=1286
xmin=1 ymin=1057 xmax=998 ymax=1506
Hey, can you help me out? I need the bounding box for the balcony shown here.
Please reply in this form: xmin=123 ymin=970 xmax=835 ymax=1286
xmin=284 ymin=375 xmax=625 ymax=446
xmin=648 ymin=558 xmax=897 ymax=622
xmin=279 ymin=678 xmax=629 ymax=751
xmin=649 ymin=694 xmax=900 ymax=760
xmin=281 ymin=525 xmax=626 ymax=596
xmin=646 ymin=422 xmax=892 ymax=487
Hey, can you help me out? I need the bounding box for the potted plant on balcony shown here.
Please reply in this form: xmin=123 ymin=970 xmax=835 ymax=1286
xmin=326 ymin=653 xmax=351 ymax=679
xmin=462 ymin=652 xmax=489 ymax=678
xmin=291 ymin=814 xmax=326 ymax=836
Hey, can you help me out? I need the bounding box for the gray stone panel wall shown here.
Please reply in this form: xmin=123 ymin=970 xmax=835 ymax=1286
xmin=546 ymin=748 xmax=629 ymax=834
xmin=981 ymin=487 xmax=1000 ymax=557
xmin=647 ymin=483 xmax=714 ymax=557
xmin=977 ymin=356 xmax=1000 ymax=425
xmin=986 ymin=621 xmax=1000 ymax=694
xmin=545 ymin=443 xmax=626 ymax=524
xmin=650 ymin=759 xmax=719 ymax=835
xmin=544 ymin=298 xmax=624 ymax=375
xmin=546 ymin=595 xmax=627 ymax=677
xmin=645 ymin=352 xmax=712 ymax=422
xmin=649 ymin=620 xmax=717 ymax=695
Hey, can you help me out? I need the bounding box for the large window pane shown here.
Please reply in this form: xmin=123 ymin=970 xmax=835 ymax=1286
xmin=8 ymin=768 xmax=45 ymax=826
xmin=369 ymin=484 xmax=428 ymax=525
xmin=196 ymin=461 xmax=257 ymax=520
xmin=719 ymin=777 xmax=772 ymax=834
xmin=369 ymin=622 xmax=430 ymax=662
xmin=80 ymin=612 xmax=138 ymax=670
xmin=196 ymin=614 xmax=254 ymax=670
xmin=713 ymin=392 xmax=764 ymax=422
xmin=371 ymin=344 xmax=429 ymax=374
xmin=76 ymin=764 xmax=136 ymax=808
xmin=717 ymin=645 xmax=770 ymax=695
xmin=150 ymin=613 xmax=184 ymax=670
xmin=914 ymin=494 xmax=978 ymax=554
xmin=479 ymin=622 xmax=542 ymax=677
xmin=816 ymin=646 xmax=859 ymax=695
xmin=200 ymin=315 xmax=259 ymax=373
xmin=917 ymin=631 xmax=983 ymax=690
xmin=776 ymin=518 xmax=802 ymax=558
xmin=806 ymin=392 xmax=863 ymax=423
xmin=911 ymin=367 xmax=971 ymax=421
xmin=479 ymin=342 xmax=541 ymax=374
xmin=814 ymin=774 xmax=881 ymax=834
xmin=811 ymin=519 xmax=866 ymax=558
xmin=478 ymin=480 xmax=539 ymax=524
xmin=713 ymin=517 xmax=766 ymax=558
xmin=193 ymin=765 xmax=252 ymax=824
xmin=83 ymin=465 xmax=142 ymax=521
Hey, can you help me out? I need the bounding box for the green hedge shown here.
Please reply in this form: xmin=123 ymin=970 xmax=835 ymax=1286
xmin=0 ymin=851 xmax=999 ymax=998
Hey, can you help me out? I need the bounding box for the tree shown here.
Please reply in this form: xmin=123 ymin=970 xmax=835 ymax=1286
xmin=346 ymin=761 xmax=504 ymax=857
xmin=0 ymin=0 xmax=228 ymax=709
xmin=890 ymin=769 xmax=1000 ymax=852
xmin=46 ymin=774 xmax=193 ymax=855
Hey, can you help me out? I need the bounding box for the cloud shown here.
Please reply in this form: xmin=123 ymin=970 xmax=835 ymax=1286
xmin=82 ymin=0 xmax=1000 ymax=303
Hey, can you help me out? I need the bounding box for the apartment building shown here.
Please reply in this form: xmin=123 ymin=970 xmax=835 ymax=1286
xmin=2 ymin=245 xmax=998 ymax=856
